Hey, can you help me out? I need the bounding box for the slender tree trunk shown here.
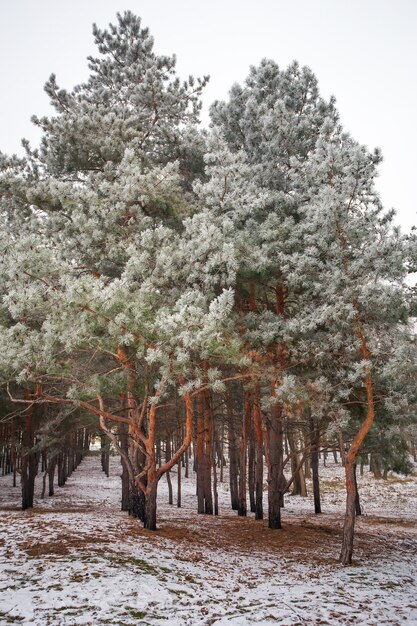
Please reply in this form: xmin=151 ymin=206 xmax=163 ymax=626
xmin=371 ymin=453 xmax=382 ymax=479
xmin=177 ymin=459 xmax=182 ymax=508
xmin=185 ymin=446 xmax=189 ymax=478
xmin=340 ymin=461 xmax=356 ymax=565
xmin=117 ymin=395 xmax=130 ymax=511
xmin=196 ymin=394 xmax=205 ymax=514
xmin=287 ymin=428 xmax=307 ymax=497
xmin=253 ymin=381 xmax=263 ymax=520
xmin=248 ymin=426 xmax=256 ymax=513
xmin=227 ymin=389 xmax=239 ymax=510
xmin=21 ymin=396 xmax=36 ymax=510
xmin=238 ymin=390 xmax=251 ymax=517
xmin=309 ymin=414 xmax=321 ymax=514
xmin=268 ymin=283 xmax=288 ymax=528
xmin=353 ymin=463 xmax=362 ymax=515
xmin=203 ymin=390 xmax=214 ymax=515
xmin=166 ymin=438 xmax=173 ymax=505
xmin=11 ymin=419 xmax=17 ymax=487
xmin=100 ymin=434 xmax=109 ymax=477
xmin=48 ymin=458 xmax=56 ymax=497
xmin=340 ymin=322 xmax=375 ymax=565
xmin=41 ymin=469 xmax=48 ymax=499
xmin=119 ymin=422 xmax=130 ymax=512
xmin=212 ymin=424 xmax=219 ymax=516
xmin=219 ymin=419 xmax=225 ymax=483
xmin=268 ymin=401 xmax=284 ymax=529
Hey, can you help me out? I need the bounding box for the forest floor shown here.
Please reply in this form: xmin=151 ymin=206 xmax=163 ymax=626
xmin=0 ymin=455 xmax=417 ymax=625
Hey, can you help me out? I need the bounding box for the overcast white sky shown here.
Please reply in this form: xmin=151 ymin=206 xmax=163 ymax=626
xmin=0 ymin=0 xmax=415 ymax=232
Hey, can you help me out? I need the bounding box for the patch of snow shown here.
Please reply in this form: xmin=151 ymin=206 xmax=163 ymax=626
xmin=1 ymin=454 xmax=416 ymax=625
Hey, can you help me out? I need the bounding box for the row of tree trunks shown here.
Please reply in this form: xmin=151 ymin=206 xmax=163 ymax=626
xmin=20 ymin=425 xmax=90 ymax=509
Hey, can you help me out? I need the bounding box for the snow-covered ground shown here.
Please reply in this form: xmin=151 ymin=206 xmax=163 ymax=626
xmin=1 ymin=454 xmax=416 ymax=625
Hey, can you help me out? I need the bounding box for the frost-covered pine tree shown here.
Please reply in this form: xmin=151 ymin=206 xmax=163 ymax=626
xmin=205 ymin=60 xmax=339 ymax=529
xmin=288 ymin=125 xmax=414 ymax=563
xmin=0 ymin=13 xmax=238 ymax=529
xmin=203 ymin=60 xmax=414 ymax=562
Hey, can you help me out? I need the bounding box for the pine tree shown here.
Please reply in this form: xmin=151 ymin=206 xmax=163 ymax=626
xmin=0 ymin=13 xmax=236 ymax=529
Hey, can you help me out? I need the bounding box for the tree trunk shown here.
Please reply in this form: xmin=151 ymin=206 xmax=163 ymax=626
xmin=177 ymin=459 xmax=182 ymax=508
xmin=166 ymin=439 xmax=173 ymax=505
xmin=353 ymin=463 xmax=361 ymax=515
xmin=248 ymin=427 xmax=256 ymax=513
xmin=253 ymin=381 xmax=263 ymax=520
xmin=287 ymin=428 xmax=307 ymax=497
xmin=238 ymin=390 xmax=251 ymax=517
xmin=203 ymin=391 xmax=214 ymax=515
xmin=129 ymin=480 xmax=146 ymax=521
xmin=310 ymin=414 xmax=321 ymax=514
xmin=21 ymin=400 xmax=36 ymax=510
xmin=268 ymin=401 xmax=285 ymax=529
xmin=144 ymin=479 xmax=158 ymax=531
xmin=41 ymin=469 xmax=48 ymax=499
xmin=226 ymin=389 xmax=239 ymax=510
xmin=371 ymin=453 xmax=382 ymax=479
xmin=100 ymin=434 xmax=109 ymax=477
xmin=212 ymin=425 xmax=219 ymax=516
xmin=118 ymin=421 xmax=130 ymax=512
xmin=219 ymin=420 xmax=225 ymax=483
xmin=48 ymin=458 xmax=56 ymax=497
xmin=340 ymin=461 xmax=356 ymax=565
xmin=185 ymin=446 xmax=189 ymax=478
xmin=196 ymin=394 xmax=205 ymax=514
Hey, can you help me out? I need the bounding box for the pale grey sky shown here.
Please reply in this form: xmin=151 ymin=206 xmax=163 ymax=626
xmin=0 ymin=0 xmax=415 ymax=232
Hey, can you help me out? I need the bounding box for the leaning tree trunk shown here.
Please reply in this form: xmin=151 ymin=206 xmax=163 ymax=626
xmin=340 ymin=322 xmax=375 ymax=565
